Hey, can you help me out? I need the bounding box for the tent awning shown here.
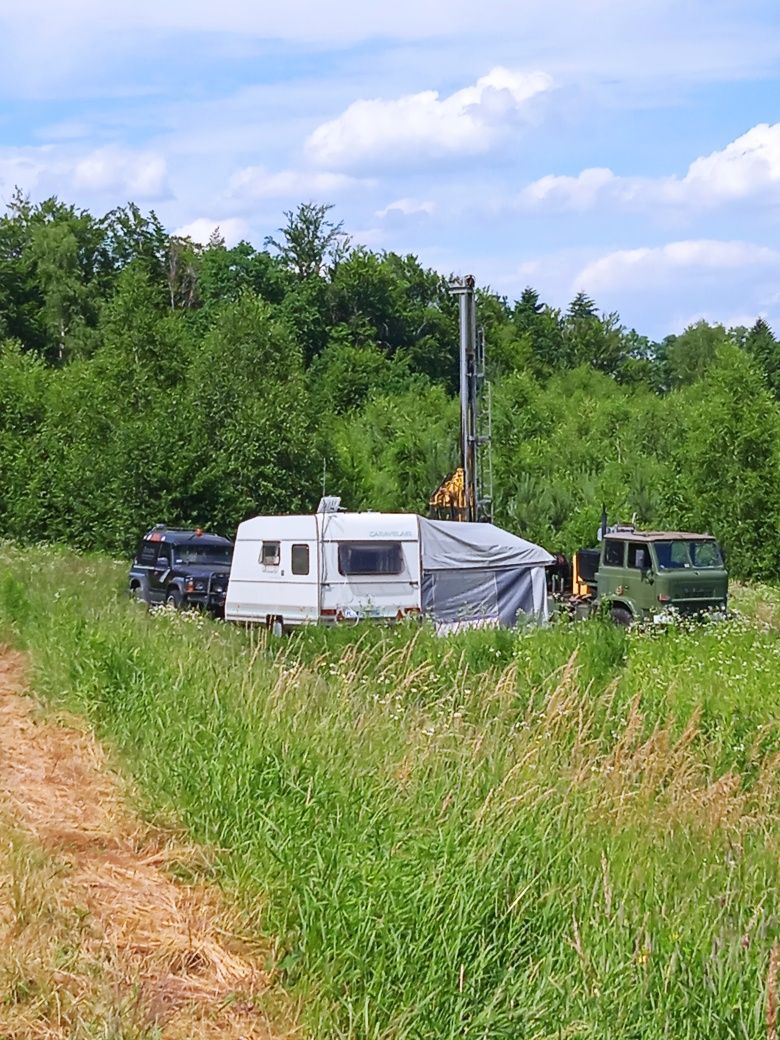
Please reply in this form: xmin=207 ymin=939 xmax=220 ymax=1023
xmin=419 ymin=518 xmax=554 ymax=571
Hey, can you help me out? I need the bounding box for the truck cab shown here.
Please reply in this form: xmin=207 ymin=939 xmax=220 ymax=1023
xmin=580 ymin=528 xmax=728 ymax=624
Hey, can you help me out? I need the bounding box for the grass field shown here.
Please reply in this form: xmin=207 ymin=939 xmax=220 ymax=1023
xmin=1 ymin=542 xmax=779 ymax=1039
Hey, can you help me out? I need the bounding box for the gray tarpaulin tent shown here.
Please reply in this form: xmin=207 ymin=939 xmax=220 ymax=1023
xmin=418 ymin=519 xmax=554 ymax=628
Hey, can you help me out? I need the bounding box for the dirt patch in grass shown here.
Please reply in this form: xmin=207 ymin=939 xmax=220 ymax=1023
xmin=0 ymin=646 xmax=298 ymax=1039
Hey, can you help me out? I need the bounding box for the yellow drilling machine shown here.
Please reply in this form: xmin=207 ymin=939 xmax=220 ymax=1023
xmin=428 ymin=274 xmax=493 ymax=523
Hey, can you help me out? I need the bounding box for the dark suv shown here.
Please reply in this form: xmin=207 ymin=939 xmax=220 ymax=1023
xmin=129 ymin=525 xmax=233 ymax=615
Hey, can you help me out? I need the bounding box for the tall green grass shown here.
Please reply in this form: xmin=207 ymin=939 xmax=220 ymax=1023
xmin=1 ymin=542 xmax=779 ymax=1038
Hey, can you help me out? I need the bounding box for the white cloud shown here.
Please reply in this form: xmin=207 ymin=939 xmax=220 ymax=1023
xmin=305 ymin=66 xmax=553 ymax=169
xmin=0 ymin=151 xmax=48 ymax=202
xmin=376 ymin=197 xmax=435 ymax=218
xmin=72 ymin=147 xmax=169 ymax=199
xmin=520 ymin=167 xmax=626 ymax=210
xmin=227 ymin=165 xmax=370 ymax=200
xmin=575 ymin=240 xmax=780 ymax=294
xmin=174 ymin=217 xmax=249 ymax=246
xmin=680 ymin=123 xmax=780 ymax=203
xmin=521 ymin=123 xmax=780 ymax=212
xmin=0 ymin=144 xmax=170 ymax=210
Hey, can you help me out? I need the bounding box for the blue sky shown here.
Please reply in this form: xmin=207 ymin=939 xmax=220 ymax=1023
xmin=1 ymin=0 xmax=779 ymax=338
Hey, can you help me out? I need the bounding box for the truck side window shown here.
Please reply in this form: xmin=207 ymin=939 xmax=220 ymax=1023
xmin=627 ymin=543 xmax=648 ymax=570
xmin=155 ymin=545 xmax=172 ymax=568
xmin=260 ymin=541 xmax=280 ymax=567
xmin=137 ymin=541 xmax=157 ymax=566
xmin=291 ymin=544 xmax=310 ymax=575
xmin=603 ymin=540 xmax=624 ymax=567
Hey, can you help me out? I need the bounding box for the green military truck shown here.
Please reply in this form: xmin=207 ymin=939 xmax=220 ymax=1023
xmin=553 ymin=525 xmax=729 ymax=625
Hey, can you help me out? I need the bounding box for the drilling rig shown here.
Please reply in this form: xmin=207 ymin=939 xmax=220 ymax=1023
xmin=429 ymin=275 xmax=493 ymax=522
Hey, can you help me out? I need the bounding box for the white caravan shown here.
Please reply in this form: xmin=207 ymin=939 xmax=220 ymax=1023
xmin=225 ymin=510 xmax=553 ymax=630
xmin=225 ymin=512 xmax=420 ymax=627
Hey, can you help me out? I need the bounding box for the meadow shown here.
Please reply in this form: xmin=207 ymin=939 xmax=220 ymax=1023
xmin=1 ymin=541 xmax=779 ymax=1039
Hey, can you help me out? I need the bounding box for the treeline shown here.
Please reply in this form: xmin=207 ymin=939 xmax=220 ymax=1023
xmin=1 ymin=193 xmax=780 ymax=577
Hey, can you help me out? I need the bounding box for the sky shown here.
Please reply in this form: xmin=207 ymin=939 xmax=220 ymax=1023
xmin=1 ymin=0 xmax=780 ymax=338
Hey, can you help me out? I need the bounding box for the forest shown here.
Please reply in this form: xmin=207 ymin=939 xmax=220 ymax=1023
xmin=1 ymin=193 xmax=779 ymax=579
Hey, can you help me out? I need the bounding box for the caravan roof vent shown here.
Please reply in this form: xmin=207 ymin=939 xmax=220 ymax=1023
xmin=317 ymin=496 xmax=342 ymax=514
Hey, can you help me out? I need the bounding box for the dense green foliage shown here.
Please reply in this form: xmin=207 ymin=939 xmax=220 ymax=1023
xmin=2 ymin=194 xmax=780 ymax=576
xmin=1 ymin=544 xmax=779 ymax=1038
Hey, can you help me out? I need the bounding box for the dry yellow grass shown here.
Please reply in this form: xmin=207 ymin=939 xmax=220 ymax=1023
xmin=0 ymin=647 xmax=298 ymax=1039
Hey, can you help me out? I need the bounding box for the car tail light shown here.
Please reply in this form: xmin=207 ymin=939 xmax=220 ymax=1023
xmin=657 ymin=593 xmax=671 ymax=603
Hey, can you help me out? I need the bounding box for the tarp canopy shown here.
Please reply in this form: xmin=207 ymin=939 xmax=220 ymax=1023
xmin=418 ymin=519 xmax=553 ymax=628
xmin=419 ymin=519 xmax=554 ymax=571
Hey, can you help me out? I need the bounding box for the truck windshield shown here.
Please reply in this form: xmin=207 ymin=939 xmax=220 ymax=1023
xmin=172 ymin=544 xmax=232 ymax=567
xmin=338 ymin=542 xmax=403 ymax=575
xmin=653 ymin=540 xmax=723 ymax=570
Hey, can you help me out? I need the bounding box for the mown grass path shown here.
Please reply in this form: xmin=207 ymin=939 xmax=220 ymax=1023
xmin=0 ymin=646 xmax=297 ymax=1039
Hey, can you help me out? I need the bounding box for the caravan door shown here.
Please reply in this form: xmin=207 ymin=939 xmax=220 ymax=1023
xmin=319 ymin=513 xmax=420 ymax=620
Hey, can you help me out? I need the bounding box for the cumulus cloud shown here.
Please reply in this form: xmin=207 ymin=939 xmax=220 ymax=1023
xmin=305 ymin=67 xmax=553 ymax=169
xmin=0 ymin=144 xmax=169 ymax=203
xmin=174 ymin=217 xmax=249 ymax=246
xmin=521 ymin=123 xmax=780 ymax=212
xmin=71 ymin=147 xmax=169 ymax=199
xmin=376 ymin=198 xmax=435 ymax=218
xmin=0 ymin=151 xmax=48 ymax=201
xmin=227 ymin=165 xmax=370 ymax=200
xmin=575 ymin=240 xmax=780 ymax=294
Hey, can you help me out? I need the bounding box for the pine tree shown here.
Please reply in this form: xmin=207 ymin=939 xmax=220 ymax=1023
xmin=745 ymin=317 xmax=780 ymax=397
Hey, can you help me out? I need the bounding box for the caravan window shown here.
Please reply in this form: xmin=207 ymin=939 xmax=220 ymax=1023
xmin=338 ymin=542 xmax=403 ymax=576
xmin=291 ymin=544 xmax=310 ymax=575
xmin=260 ymin=541 xmax=280 ymax=567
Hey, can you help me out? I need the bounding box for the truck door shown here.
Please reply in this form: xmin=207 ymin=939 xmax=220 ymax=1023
xmin=626 ymin=542 xmax=654 ymax=615
xmin=598 ymin=538 xmax=627 ymax=603
xmin=149 ymin=543 xmax=173 ymax=603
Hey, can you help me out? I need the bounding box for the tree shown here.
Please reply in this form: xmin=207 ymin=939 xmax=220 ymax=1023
xmin=744 ymin=317 xmax=780 ymax=398
xmin=672 ymin=345 xmax=780 ymax=578
xmin=516 ymin=286 xmax=543 ymax=318
xmin=566 ymin=291 xmax=598 ymax=322
xmin=660 ymin=321 xmax=730 ymax=388
xmin=182 ymin=295 xmax=318 ymax=528
xmin=197 ymin=241 xmax=289 ymax=312
xmin=265 ymin=202 xmax=350 ymax=280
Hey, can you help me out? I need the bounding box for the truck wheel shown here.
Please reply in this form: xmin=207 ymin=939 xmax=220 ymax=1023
xmin=131 ymin=584 xmax=147 ymax=605
xmin=610 ymin=606 xmax=632 ymax=627
xmin=166 ymin=588 xmax=183 ymax=610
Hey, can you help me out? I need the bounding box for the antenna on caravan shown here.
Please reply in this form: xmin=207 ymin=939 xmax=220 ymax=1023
xmin=429 ymin=275 xmax=493 ymax=522
xmin=317 ymin=496 xmax=342 ymax=514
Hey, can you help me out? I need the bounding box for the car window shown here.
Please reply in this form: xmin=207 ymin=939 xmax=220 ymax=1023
xmin=155 ymin=545 xmax=172 ymax=567
xmin=653 ymin=541 xmax=690 ymax=569
xmin=690 ymin=541 xmax=724 ymax=568
xmin=171 ymin=544 xmax=232 ymax=566
xmin=603 ymin=540 xmax=624 ymax=567
xmin=137 ymin=541 xmax=157 ymax=566
xmin=627 ymin=543 xmax=649 ymax=570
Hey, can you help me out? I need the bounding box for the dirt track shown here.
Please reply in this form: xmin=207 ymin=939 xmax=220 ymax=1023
xmin=0 ymin=646 xmax=295 ymax=1039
